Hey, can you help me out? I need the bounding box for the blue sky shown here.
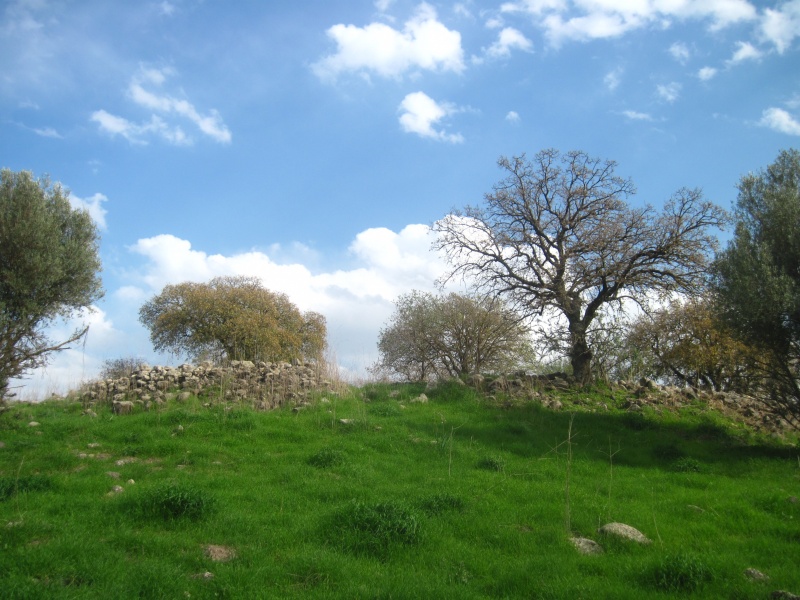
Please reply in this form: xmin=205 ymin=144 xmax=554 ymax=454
xmin=2 ymin=0 xmax=799 ymax=396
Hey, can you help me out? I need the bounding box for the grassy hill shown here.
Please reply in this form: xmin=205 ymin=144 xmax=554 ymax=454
xmin=1 ymin=380 xmax=798 ymax=598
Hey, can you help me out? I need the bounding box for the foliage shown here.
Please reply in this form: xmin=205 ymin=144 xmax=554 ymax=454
xmin=327 ymin=500 xmax=422 ymax=558
xmin=643 ymin=553 xmax=714 ymax=592
xmin=373 ymin=290 xmax=533 ymax=381
xmin=434 ymin=149 xmax=727 ymax=383
xmin=625 ymin=298 xmax=758 ymax=391
xmin=0 ymin=169 xmax=103 ymax=399
xmin=714 ymin=148 xmax=800 ymax=427
xmin=129 ymin=481 xmax=213 ymax=521
xmin=139 ymin=275 xmax=326 ymax=363
xmin=99 ymin=356 xmax=148 ymax=380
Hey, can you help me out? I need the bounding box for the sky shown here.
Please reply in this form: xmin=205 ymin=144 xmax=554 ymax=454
xmin=1 ymin=0 xmax=799 ymax=398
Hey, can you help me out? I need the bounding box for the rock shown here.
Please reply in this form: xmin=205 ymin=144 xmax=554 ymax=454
xmin=570 ymin=537 xmax=604 ymax=555
xmin=106 ymin=471 xmax=121 ymax=479
xmin=28 ymin=421 xmax=40 ymax=427
xmin=744 ymin=568 xmax=769 ymax=581
xmin=598 ymin=522 xmax=651 ymax=544
xmin=339 ymin=418 xmax=354 ymax=425
xmin=411 ymin=393 xmax=428 ymax=404
xmin=112 ymin=400 xmax=134 ymax=415
xmin=204 ymin=544 xmax=236 ymax=562
xmin=771 ymin=592 xmax=800 ymax=600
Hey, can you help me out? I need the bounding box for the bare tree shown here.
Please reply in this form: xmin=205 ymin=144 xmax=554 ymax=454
xmin=434 ymin=149 xmax=726 ymax=383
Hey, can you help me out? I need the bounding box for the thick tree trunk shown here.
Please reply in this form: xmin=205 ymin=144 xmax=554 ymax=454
xmin=568 ymin=321 xmax=593 ymax=384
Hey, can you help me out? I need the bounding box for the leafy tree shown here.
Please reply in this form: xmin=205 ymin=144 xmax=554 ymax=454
xmin=625 ymin=298 xmax=757 ymax=392
xmin=0 ymin=169 xmax=103 ymax=399
xmin=434 ymin=149 xmax=726 ymax=383
xmin=139 ymin=275 xmax=326 ymax=363
xmin=714 ymin=148 xmax=800 ymax=426
xmin=374 ymin=291 xmax=533 ymax=381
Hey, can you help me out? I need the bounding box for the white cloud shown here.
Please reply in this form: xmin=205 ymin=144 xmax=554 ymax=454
xmin=621 ymin=109 xmax=653 ymax=121
xmin=374 ymin=0 xmax=394 ymax=12
xmin=760 ymin=0 xmax=800 ymax=53
xmin=604 ymin=66 xmax=622 ymax=90
xmin=698 ymin=66 xmax=718 ymax=80
xmin=506 ymin=110 xmax=521 ymax=122
xmin=69 ymin=192 xmax=109 ymax=230
xmin=668 ymin=41 xmax=690 ymax=63
xmin=398 ymin=91 xmax=465 ymax=143
xmin=657 ymin=81 xmax=682 ymax=103
xmin=726 ymin=40 xmax=762 ymax=65
xmin=501 ymin=0 xmax=757 ymax=46
xmin=313 ymin=3 xmax=465 ymax=80
xmin=759 ymin=107 xmax=800 ymax=136
xmin=486 ymin=27 xmax=534 ymax=57
xmin=91 ymin=67 xmax=231 ymax=145
xmin=32 ymin=126 xmax=61 ymax=138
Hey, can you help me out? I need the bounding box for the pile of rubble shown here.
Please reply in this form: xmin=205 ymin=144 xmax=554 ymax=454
xmin=76 ymin=360 xmax=334 ymax=411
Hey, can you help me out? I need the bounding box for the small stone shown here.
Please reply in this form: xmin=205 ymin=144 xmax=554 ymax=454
xmin=28 ymin=421 xmax=40 ymax=427
xmin=411 ymin=393 xmax=428 ymax=404
xmin=745 ymin=568 xmax=769 ymax=581
xmin=88 ymin=442 xmax=101 ymax=448
xmin=106 ymin=471 xmax=121 ymax=479
xmin=339 ymin=418 xmax=354 ymax=425
xmin=127 ymin=479 xmax=135 ymax=484
xmin=771 ymin=592 xmax=800 ymax=600
xmin=571 ymin=537 xmax=604 ymax=555
xmin=107 ymin=485 xmax=124 ymax=495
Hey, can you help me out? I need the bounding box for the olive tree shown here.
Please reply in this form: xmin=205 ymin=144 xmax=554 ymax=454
xmin=374 ymin=291 xmax=533 ymax=381
xmin=0 ymin=169 xmax=103 ymax=399
xmin=434 ymin=149 xmax=726 ymax=383
xmin=139 ymin=276 xmax=327 ymax=363
xmin=714 ymin=148 xmax=800 ymax=426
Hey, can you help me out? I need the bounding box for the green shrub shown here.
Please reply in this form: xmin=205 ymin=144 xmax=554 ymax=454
xmin=307 ymin=447 xmax=345 ymax=468
xmin=672 ymin=457 xmax=703 ymax=473
xmin=477 ymin=455 xmax=506 ymax=472
xmin=0 ymin=474 xmax=54 ymax=500
xmin=327 ymin=500 xmax=422 ymax=558
xmin=129 ymin=481 xmax=213 ymax=521
xmin=417 ymin=492 xmax=465 ymax=516
xmin=643 ymin=553 xmax=713 ymax=592
xmin=369 ymin=403 xmax=402 ymax=417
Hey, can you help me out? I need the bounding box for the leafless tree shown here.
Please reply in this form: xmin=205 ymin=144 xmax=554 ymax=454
xmin=433 ymin=149 xmax=727 ymax=383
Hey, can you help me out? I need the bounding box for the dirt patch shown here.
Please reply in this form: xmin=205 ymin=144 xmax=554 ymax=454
xmin=203 ymin=544 xmax=236 ymax=562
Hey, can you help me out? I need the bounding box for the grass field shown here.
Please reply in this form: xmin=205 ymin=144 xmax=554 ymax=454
xmin=1 ymin=380 xmax=798 ymax=598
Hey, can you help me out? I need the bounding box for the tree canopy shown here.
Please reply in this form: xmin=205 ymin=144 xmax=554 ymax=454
xmin=0 ymin=169 xmax=103 ymax=399
xmin=374 ymin=291 xmax=533 ymax=381
xmin=434 ymin=149 xmax=727 ymax=383
xmin=714 ymin=148 xmax=800 ymax=426
xmin=139 ymin=276 xmax=327 ymax=364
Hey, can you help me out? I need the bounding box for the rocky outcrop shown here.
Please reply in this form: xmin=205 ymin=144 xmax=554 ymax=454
xmin=76 ymin=360 xmax=333 ymax=411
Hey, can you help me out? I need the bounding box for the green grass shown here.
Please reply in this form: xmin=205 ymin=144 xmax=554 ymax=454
xmin=0 ymin=382 xmax=798 ymax=598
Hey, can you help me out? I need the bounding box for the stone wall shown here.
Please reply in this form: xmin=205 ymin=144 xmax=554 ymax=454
xmin=76 ymin=360 xmax=335 ymax=410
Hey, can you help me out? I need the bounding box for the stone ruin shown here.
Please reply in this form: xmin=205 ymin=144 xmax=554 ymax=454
xmin=75 ymin=359 xmax=335 ymax=412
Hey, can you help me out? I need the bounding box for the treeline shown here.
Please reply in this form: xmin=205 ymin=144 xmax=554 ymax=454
xmin=2 ymin=150 xmax=798 ymax=428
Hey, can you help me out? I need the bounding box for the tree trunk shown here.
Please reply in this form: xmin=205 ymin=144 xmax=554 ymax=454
xmin=568 ymin=321 xmax=593 ymax=384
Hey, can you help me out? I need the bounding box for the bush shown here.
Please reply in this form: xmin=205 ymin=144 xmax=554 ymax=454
xmin=307 ymin=447 xmax=345 ymax=469
xmin=129 ymin=481 xmax=213 ymax=521
xmin=327 ymin=500 xmax=422 ymax=558
xmin=100 ymin=356 xmax=147 ymax=380
xmin=0 ymin=475 xmax=54 ymax=500
xmin=643 ymin=553 xmax=713 ymax=592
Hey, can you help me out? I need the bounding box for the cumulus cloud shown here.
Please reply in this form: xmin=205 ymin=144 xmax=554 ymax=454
xmin=398 ymin=91 xmax=465 ymax=143
xmin=91 ymin=67 xmax=231 ymax=145
xmin=501 ymin=0 xmax=757 ymax=46
xmin=760 ymin=0 xmax=800 ymax=53
xmin=657 ymin=82 xmax=682 ymax=103
xmin=123 ymin=225 xmax=455 ymax=376
xmin=726 ymin=40 xmax=763 ymax=65
xmin=485 ymin=27 xmax=534 ymax=57
xmin=69 ymin=192 xmax=109 ymax=230
xmin=698 ymin=66 xmax=718 ymax=80
xmin=312 ymin=3 xmax=465 ymax=80
xmin=506 ymin=110 xmax=521 ymax=123
xmin=759 ymin=107 xmax=800 ymax=136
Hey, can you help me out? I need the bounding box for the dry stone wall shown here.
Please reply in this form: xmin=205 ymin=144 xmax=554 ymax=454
xmin=77 ymin=360 xmax=334 ymax=411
